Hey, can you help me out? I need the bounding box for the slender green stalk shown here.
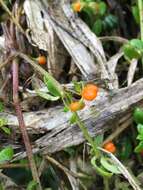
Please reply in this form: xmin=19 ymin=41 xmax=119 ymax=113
xmin=138 ymin=0 xmax=143 ymax=66
xmin=75 ymin=113 xmax=98 ymax=155
xmin=138 ymin=0 xmax=143 ymax=41
xmin=103 ymin=177 xmax=110 ymax=190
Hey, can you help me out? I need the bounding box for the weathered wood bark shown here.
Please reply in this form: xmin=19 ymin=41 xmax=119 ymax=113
xmin=35 ymin=78 xmax=143 ymax=153
xmin=2 ymin=78 xmax=141 ymax=161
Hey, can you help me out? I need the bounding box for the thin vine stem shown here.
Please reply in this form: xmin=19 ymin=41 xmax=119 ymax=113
xmin=103 ymin=177 xmax=110 ymax=190
xmin=74 ymin=112 xmax=98 ymax=155
xmin=138 ymin=0 xmax=143 ymax=41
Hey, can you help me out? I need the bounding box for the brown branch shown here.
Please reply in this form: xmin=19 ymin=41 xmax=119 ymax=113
xmin=0 ymin=163 xmax=29 ymax=169
xmin=12 ymin=58 xmax=42 ymax=190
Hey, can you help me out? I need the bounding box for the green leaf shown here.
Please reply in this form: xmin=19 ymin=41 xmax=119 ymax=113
xmin=100 ymin=157 xmax=121 ymax=174
xmin=137 ymin=124 xmax=143 ymax=134
xmin=0 ymin=118 xmax=7 ymax=127
xmin=26 ymin=180 xmax=38 ymax=190
xmin=132 ymin=6 xmax=140 ymax=24
xmin=87 ymin=2 xmax=99 ymax=14
xmin=133 ymin=107 xmax=143 ymax=124
xmin=91 ymin=156 xmax=113 ymax=177
xmin=137 ymin=134 xmax=143 ymax=141
xmin=44 ymin=75 xmax=64 ymax=97
xmin=99 ymin=2 xmax=107 ymax=16
xmin=92 ymin=19 xmax=103 ymax=36
xmin=130 ymin=39 xmax=143 ymax=50
xmin=69 ymin=113 xmax=77 ymax=124
xmin=123 ymin=39 xmax=143 ymax=60
xmin=94 ymin=134 xmax=104 ymax=147
xmin=63 ymin=106 xmax=69 ymax=112
xmin=84 ymin=0 xmax=94 ymax=3
xmin=1 ymin=126 xmax=11 ymax=135
xmin=135 ymin=141 xmax=143 ymax=153
xmin=81 ymin=6 xmax=95 ymax=27
xmin=0 ymin=102 xmax=4 ymax=112
xmin=103 ymin=14 xmax=118 ymax=30
xmin=0 ymin=147 xmax=14 ymax=163
xmin=123 ymin=44 xmax=141 ymax=60
xmin=36 ymin=90 xmax=59 ymax=101
xmin=120 ymin=137 xmax=132 ymax=160
xmin=73 ymin=81 xmax=82 ymax=93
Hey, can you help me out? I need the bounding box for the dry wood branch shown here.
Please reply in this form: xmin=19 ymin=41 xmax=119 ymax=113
xmin=36 ymin=78 xmax=143 ymax=154
xmin=6 ymin=78 xmax=143 ymax=161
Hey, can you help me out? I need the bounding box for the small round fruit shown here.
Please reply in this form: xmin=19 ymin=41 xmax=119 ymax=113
xmin=38 ymin=56 xmax=46 ymax=65
xmin=72 ymin=2 xmax=82 ymax=12
xmin=103 ymin=142 xmax=116 ymax=153
xmin=82 ymin=84 xmax=99 ymax=101
xmin=69 ymin=101 xmax=85 ymax=112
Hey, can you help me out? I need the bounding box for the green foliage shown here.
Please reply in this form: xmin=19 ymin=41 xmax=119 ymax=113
xmin=78 ymin=0 xmax=117 ymax=36
xmin=26 ymin=180 xmax=38 ymax=190
xmin=100 ymin=157 xmax=121 ymax=174
xmin=132 ymin=5 xmax=140 ymax=24
xmin=63 ymin=106 xmax=69 ymax=112
xmin=0 ymin=118 xmax=10 ymax=135
xmin=133 ymin=107 xmax=143 ymax=125
xmin=92 ymin=19 xmax=103 ymax=36
xmin=69 ymin=113 xmax=77 ymax=124
xmin=91 ymin=156 xmax=113 ymax=177
xmin=36 ymin=90 xmax=60 ymax=101
xmin=98 ymin=2 xmax=107 ymax=16
xmin=123 ymin=39 xmax=143 ymax=60
xmin=103 ymin=14 xmax=118 ymax=30
xmin=133 ymin=108 xmax=143 ymax=153
xmin=44 ymin=75 xmax=63 ymax=97
xmin=0 ymin=147 xmax=14 ymax=163
xmin=135 ymin=140 xmax=143 ymax=153
xmin=0 ymin=118 xmax=7 ymax=127
xmin=119 ymin=137 xmax=132 ymax=160
xmin=73 ymin=80 xmax=82 ymax=94
xmin=94 ymin=134 xmax=104 ymax=147
xmin=1 ymin=126 xmax=11 ymax=135
xmin=0 ymin=101 xmax=4 ymax=112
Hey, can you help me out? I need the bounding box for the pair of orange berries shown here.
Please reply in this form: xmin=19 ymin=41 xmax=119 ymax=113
xmin=69 ymin=84 xmax=99 ymax=112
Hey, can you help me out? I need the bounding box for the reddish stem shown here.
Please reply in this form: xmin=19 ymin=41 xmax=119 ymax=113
xmin=12 ymin=59 xmax=42 ymax=189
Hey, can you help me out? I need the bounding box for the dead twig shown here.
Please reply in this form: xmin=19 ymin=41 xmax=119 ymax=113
xmin=45 ymin=155 xmax=90 ymax=180
xmin=0 ymin=163 xmax=29 ymax=169
xmin=12 ymin=58 xmax=42 ymax=190
xmin=0 ymin=0 xmax=25 ymax=35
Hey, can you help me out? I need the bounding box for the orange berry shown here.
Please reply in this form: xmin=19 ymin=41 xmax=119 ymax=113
xmin=103 ymin=142 xmax=116 ymax=153
xmin=38 ymin=56 xmax=46 ymax=65
xmin=82 ymin=84 xmax=99 ymax=101
xmin=69 ymin=101 xmax=85 ymax=112
xmin=72 ymin=2 xmax=82 ymax=12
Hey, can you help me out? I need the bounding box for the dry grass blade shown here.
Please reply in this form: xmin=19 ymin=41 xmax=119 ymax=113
xmin=127 ymin=59 xmax=138 ymax=86
xmin=0 ymin=0 xmax=25 ymax=35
